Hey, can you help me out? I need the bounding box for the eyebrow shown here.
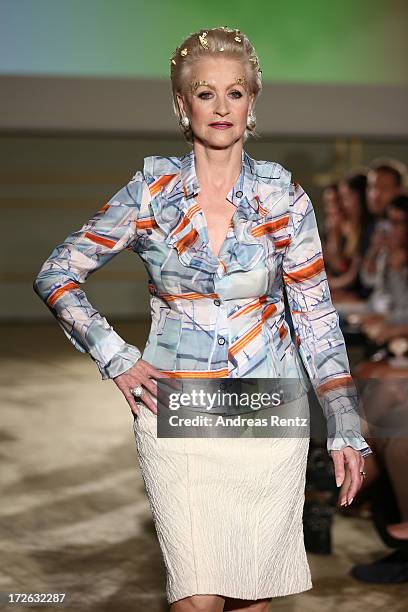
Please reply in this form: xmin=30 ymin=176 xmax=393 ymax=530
xmin=193 ymin=81 xmax=245 ymax=90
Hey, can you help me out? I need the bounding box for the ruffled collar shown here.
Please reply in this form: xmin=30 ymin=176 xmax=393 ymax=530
xmin=143 ymin=148 xmax=292 ymax=277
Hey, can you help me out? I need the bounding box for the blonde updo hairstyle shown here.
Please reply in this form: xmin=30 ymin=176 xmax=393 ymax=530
xmin=170 ymin=26 xmax=263 ymax=145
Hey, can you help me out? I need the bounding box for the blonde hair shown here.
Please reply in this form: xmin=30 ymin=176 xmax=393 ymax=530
xmin=170 ymin=27 xmax=263 ymax=145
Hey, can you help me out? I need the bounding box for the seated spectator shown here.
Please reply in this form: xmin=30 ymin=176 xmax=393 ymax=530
xmin=326 ymin=171 xmax=373 ymax=294
xmin=360 ymin=194 xmax=408 ymax=326
xmin=359 ymin=158 xmax=407 ymax=296
xmin=321 ymin=183 xmax=350 ymax=277
xmin=366 ymin=158 xmax=406 ymax=219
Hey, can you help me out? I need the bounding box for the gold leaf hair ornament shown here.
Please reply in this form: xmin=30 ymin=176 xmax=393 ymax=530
xmin=180 ymin=47 xmax=188 ymax=56
xmin=198 ymin=31 xmax=209 ymax=48
xmin=234 ymin=28 xmax=242 ymax=42
xmin=249 ymin=55 xmax=262 ymax=74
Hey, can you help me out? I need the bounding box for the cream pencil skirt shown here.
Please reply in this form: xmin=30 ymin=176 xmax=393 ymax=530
xmin=132 ymin=392 xmax=313 ymax=605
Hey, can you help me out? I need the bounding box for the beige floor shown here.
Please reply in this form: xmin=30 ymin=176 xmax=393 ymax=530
xmin=0 ymin=322 xmax=406 ymax=612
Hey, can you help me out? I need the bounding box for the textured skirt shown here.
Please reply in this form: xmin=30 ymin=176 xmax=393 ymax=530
xmin=132 ymin=392 xmax=313 ymax=605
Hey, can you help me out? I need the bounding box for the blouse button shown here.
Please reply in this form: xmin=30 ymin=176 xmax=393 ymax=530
xmin=214 ymin=299 xmax=221 ymax=306
xmin=218 ymin=337 xmax=225 ymax=345
xmin=236 ymin=190 xmax=243 ymax=198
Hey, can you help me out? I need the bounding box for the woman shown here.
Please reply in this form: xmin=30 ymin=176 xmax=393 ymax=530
xmin=33 ymin=27 xmax=372 ymax=612
xmin=326 ymin=171 xmax=373 ymax=294
xmin=359 ymin=194 xmax=408 ymax=341
xmin=321 ymin=183 xmax=350 ymax=277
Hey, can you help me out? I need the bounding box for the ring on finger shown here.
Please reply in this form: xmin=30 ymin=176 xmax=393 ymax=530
xmin=131 ymin=385 xmax=144 ymax=398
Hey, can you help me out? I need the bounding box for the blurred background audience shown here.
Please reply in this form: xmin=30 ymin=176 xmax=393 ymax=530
xmin=307 ymin=156 xmax=408 ymax=584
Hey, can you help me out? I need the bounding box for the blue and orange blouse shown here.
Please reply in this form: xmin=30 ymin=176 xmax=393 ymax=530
xmin=33 ymin=148 xmax=373 ymax=458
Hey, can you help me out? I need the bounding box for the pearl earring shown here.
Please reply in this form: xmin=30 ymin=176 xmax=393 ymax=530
xmin=247 ymin=113 xmax=256 ymax=129
xmin=180 ymin=115 xmax=190 ymax=128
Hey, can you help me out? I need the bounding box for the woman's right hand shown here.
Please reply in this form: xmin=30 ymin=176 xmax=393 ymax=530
xmin=112 ymin=358 xmax=164 ymax=416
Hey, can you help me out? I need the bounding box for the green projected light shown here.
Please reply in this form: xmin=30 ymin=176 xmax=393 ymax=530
xmin=1 ymin=0 xmax=407 ymax=85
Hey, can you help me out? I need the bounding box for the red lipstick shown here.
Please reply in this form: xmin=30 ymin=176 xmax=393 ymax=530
xmin=209 ymin=121 xmax=233 ymax=129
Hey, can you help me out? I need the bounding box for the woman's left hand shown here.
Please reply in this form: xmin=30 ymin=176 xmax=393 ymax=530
xmin=330 ymin=447 xmax=365 ymax=507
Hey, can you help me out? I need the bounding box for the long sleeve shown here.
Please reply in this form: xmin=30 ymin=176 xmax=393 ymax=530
xmin=33 ymin=170 xmax=149 ymax=380
xmin=282 ymin=183 xmax=373 ymax=458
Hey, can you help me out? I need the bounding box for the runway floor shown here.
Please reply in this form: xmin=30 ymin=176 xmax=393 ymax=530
xmin=1 ymin=321 xmax=406 ymax=611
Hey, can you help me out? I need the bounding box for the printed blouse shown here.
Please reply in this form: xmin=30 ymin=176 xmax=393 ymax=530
xmin=33 ymin=148 xmax=373 ymax=458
